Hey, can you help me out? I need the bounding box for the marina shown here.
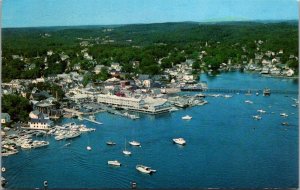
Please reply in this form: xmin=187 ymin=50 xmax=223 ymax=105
xmin=2 ymin=72 xmax=298 ymax=188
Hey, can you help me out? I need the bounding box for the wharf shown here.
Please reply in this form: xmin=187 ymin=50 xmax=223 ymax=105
xmin=81 ymin=117 xmax=103 ymax=125
xmin=181 ymin=87 xmax=298 ymax=95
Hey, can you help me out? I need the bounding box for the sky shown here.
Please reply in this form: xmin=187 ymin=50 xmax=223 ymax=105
xmin=2 ymin=0 xmax=299 ymax=28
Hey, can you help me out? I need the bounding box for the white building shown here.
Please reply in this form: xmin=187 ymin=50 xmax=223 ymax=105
xmin=28 ymin=112 xmax=53 ymax=130
xmin=97 ymin=94 xmax=171 ymax=114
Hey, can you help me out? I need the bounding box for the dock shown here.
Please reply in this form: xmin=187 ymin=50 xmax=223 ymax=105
xmin=181 ymin=87 xmax=298 ymax=95
xmin=81 ymin=117 xmax=103 ymax=125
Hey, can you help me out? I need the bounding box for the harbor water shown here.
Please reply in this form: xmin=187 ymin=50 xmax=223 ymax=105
xmin=2 ymin=72 xmax=298 ymax=188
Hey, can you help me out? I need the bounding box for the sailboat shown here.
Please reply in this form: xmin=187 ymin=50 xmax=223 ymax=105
xmin=87 ymin=133 xmax=92 ymax=151
xmin=123 ymin=139 xmax=131 ymax=156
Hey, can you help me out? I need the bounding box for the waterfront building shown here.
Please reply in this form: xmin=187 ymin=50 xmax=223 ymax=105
xmin=97 ymin=94 xmax=171 ymax=114
xmin=27 ymin=112 xmax=53 ymax=130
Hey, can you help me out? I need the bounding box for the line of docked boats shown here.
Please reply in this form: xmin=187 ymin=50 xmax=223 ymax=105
xmin=1 ymin=122 xmax=96 ymax=156
xmin=50 ymin=123 xmax=96 ymax=141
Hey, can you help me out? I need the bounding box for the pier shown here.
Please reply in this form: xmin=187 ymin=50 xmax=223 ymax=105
xmin=181 ymin=87 xmax=298 ymax=95
xmin=81 ymin=117 xmax=103 ymax=125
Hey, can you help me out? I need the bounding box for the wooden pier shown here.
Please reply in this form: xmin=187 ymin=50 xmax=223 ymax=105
xmin=81 ymin=118 xmax=103 ymax=125
xmin=181 ymin=87 xmax=298 ymax=95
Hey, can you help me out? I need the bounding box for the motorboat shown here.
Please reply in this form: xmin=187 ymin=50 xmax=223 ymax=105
xmin=252 ymin=115 xmax=262 ymax=120
xmin=86 ymin=146 xmax=92 ymax=151
xmin=245 ymin=100 xmax=253 ymax=104
xmin=32 ymin=140 xmax=49 ymax=148
xmin=65 ymin=131 xmax=81 ymax=140
xmin=123 ymin=150 xmax=132 ymax=155
xmin=169 ymin=107 xmax=179 ymax=112
xmin=280 ymin=113 xmax=288 ymax=117
xmin=21 ymin=143 xmax=32 ymax=149
xmin=182 ymin=115 xmax=192 ymax=120
xmin=281 ymin=122 xmax=289 ymax=126
xmin=129 ymin=141 xmax=141 ymax=147
xmin=257 ymin=109 xmax=266 ymax=113
xmin=2 ymin=150 xmax=18 ymax=156
xmin=224 ymin=95 xmax=233 ymax=98
xmin=173 ymin=138 xmax=186 ymax=145
xmin=136 ymin=165 xmax=156 ymax=174
xmin=108 ymin=160 xmax=121 ymax=166
xmin=55 ymin=135 xmax=65 ymax=141
xmin=106 ymin=141 xmax=116 ymax=146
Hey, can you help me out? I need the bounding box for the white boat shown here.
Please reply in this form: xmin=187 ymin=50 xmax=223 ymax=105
xmin=123 ymin=139 xmax=131 ymax=155
xmin=257 ymin=109 xmax=266 ymax=113
xmin=224 ymin=95 xmax=233 ymax=98
xmin=182 ymin=115 xmax=192 ymax=120
xmin=280 ymin=113 xmax=288 ymax=117
xmin=108 ymin=160 xmax=121 ymax=166
xmin=129 ymin=141 xmax=141 ymax=147
xmin=32 ymin=140 xmax=49 ymax=148
xmin=136 ymin=165 xmax=156 ymax=174
xmin=86 ymin=146 xmax=92 ymax=151
xmin=245 ymin=100 xmax=253 ymax=104
xmin=123 ymin=150 xmax=132 ymax=155
xmin=173 ymin=138 xmax=186 ymax=145
xmin=78 ymin=115 xmax=83 ymax=120
xmin=21 ymin=143 xmax=32 ymax=149
xmin=169 ymin=107 xmax=179 ymax=112
xmin=55 ymin=135 xmax=65 ymax=141
xmin=64 ymin=142 xmax=71 ymax=147
xmin=106 ymin=141 xmax=116 ymax=146
xmin=252 ymin=115 xmax=262 ymax=120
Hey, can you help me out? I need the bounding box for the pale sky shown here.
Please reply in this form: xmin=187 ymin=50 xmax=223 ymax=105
xmin=2 ymin=0 xmax=299 ymax=28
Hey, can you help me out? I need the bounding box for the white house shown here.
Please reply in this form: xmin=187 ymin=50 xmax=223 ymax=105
xmin=28 ymin=112 xmax=53 ymax=130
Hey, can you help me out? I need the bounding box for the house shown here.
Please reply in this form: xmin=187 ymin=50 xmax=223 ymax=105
xmin=73 ymin=64 xmax=81 ymax=71
xmin=94 ymin=65 xmax=105 ymax=74
xmin=60 ymin=54 xmax=70 ymax=61
xmin=83 ymin=52 xmax=93 ymax=60
xmin=28 ymin=112 xmax=53 ymax=130
xmin=33 ymin=100 xmax=55 ymax=115
xmin=1 ymin=113 xmax=11 ymax=124
xmin=110 ymin=63 xmax=122 ymax=71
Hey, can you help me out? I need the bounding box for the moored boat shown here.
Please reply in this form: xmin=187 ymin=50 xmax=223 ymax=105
xmin=108 ymin=160 xmax=121 ymax=166
xmin=182 ymin=115 xmax=192 ymax=120
xmin=173 ymin=138 xmax=186 ymax=145
xmin=106 ymin=141 xmax=116 ymax=146
xmin=253 ymin=115 xmax=262 ymax=120
xmin=129 ymin=141 xmax=141 ymax=147
xmin=136 ymin=165 xmax=156 ymax=174
xmin=280 ymin=113 xmax=288 ymax=117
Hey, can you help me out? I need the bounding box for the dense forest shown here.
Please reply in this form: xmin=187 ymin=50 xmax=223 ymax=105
xmin=2 ymin=21 xmax=298 ymax=82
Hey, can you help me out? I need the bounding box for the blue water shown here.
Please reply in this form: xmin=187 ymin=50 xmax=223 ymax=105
xmin=2 ymin=72 xmax=299 ymax=188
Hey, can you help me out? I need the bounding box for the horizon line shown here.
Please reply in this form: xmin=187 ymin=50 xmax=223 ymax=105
xmin=2 ymin=19 xmax=298 ymax=29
